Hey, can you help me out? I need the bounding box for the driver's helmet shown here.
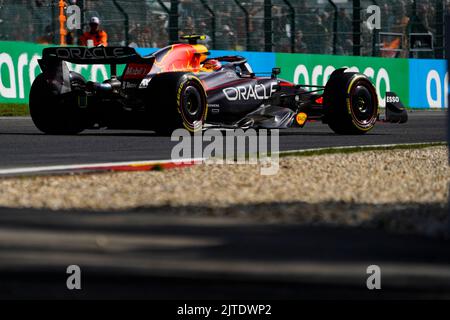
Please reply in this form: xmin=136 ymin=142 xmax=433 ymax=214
xmin=201 ymin=59 xmax=222 ymax=72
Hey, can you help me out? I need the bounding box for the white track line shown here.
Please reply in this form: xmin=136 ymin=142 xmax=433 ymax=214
xmin=0 ymin=142 xmax=445 ymax=176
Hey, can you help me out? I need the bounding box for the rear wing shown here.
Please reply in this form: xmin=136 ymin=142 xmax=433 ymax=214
xmin=39 ymin=46 xmax=155 ymax=77
xmin=40 ymin=46 xmax=153 ymax=65
xmin=37 ymin=46 xmax=154 ymax=95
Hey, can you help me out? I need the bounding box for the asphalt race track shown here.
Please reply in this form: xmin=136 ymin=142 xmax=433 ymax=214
xmin=0 ymin=110 xmax=446 ymax=169
xmin=0 ymin=110 xmax=448 ymax=299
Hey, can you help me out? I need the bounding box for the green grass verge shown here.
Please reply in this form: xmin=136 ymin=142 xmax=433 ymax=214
xmin=0 ymin=104 xmax=29 ymax=116
xmin=210 ymin=142 xmax=448 ymax=162
xmin=280 ymin=142 xmax=448 ymax=158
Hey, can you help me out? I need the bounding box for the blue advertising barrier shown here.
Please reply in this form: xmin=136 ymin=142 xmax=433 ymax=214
xmin=409 ymin=59 xmax=448 ymax=109
xmin=209 ymin=50 xmax=276 ymax=74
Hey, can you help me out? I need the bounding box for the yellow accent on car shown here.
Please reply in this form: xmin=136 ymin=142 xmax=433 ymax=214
xmin=192 ymin=44 xmax=209 ymax=54
xmin=192 ymin=44 xmax=209 ymax=63
xmin=296 ymin=112 xmax=308 ymax=126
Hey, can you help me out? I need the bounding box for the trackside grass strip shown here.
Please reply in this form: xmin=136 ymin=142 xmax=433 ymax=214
xmin=0 ymin=104 xmax=29 ymax=116
xmin=280 ymin=142 xmax=448 ymax=158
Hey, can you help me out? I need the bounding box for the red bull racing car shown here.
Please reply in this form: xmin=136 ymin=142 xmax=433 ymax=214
xmin=30 ymin=35 xmax=407 ymax=135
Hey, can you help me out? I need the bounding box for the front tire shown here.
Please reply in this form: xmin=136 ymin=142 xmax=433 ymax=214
xmin=324 ymin=69 xmax=378 ymax=135
xmin=29 ymin=72 xmax=86 ymax=134
xmin=145 ymin=72 xmax=208 ymax=135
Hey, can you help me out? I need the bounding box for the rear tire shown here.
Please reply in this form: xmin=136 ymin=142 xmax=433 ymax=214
xmin=324 ymin=69 xmax=378 ymax=135
xmin=145 ymin=72 xmax=208 ymax=135
xmin=29 ymin=72 xmax=87 ymax=134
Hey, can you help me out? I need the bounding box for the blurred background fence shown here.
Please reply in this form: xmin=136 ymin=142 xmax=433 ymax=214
xmin=0 ymin=0 xmax=447 ymax=58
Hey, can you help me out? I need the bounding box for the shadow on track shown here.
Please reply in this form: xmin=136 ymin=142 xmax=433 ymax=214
xmin=0 ymin=201 xmax=448 ymax=299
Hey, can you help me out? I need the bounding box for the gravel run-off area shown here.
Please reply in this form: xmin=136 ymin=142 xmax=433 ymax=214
xmin=0 ymin=146 xmax=448 ymax=237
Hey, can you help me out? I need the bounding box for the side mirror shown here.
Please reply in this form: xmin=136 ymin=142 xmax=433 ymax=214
xmin=271 ymin=67 xmax=281 ymax=79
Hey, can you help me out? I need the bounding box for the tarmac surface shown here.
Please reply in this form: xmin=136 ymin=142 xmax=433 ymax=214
xmin=0 ymin=111 xmax=446 ymax=169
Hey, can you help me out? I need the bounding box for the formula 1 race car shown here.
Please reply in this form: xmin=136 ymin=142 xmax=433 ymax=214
xmin=30 ymin=35 xmax=407 ymax=135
